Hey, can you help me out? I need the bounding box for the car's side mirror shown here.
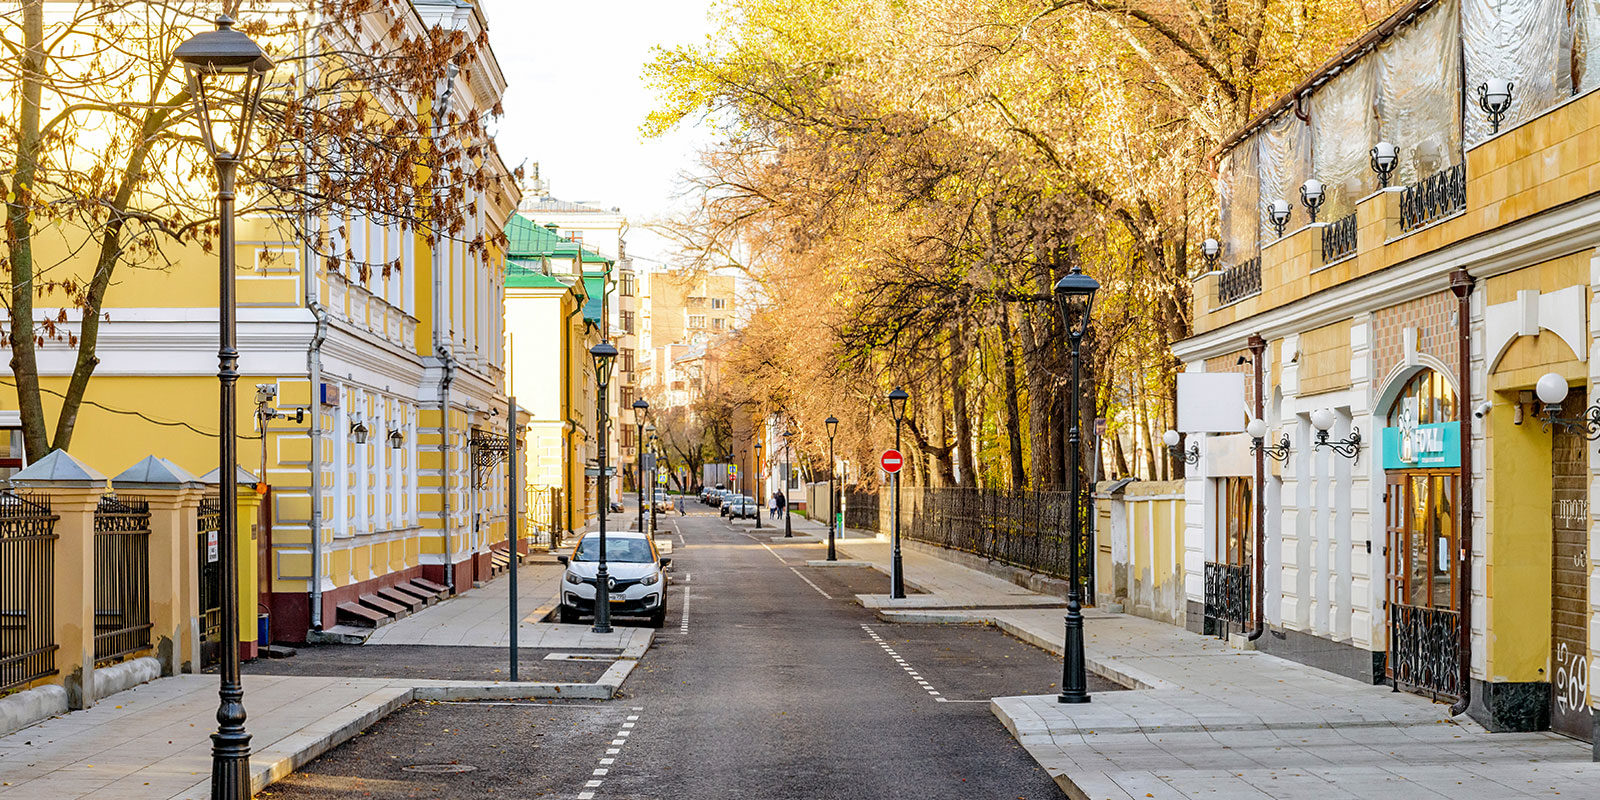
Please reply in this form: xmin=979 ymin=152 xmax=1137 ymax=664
xmin=555 ymin=554 xmax=569 ymax=565
xmin=660 ymin=556 xmax=672 ymax=568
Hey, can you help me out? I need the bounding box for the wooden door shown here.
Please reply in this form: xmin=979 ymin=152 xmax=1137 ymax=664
xmin=1550 ymin=393 xmax=1592 ymax=741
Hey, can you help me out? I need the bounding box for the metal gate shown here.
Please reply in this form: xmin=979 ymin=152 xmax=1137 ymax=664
xmin=93 ymin=495 xmax=151 ymax=664
xmin=1384 ymin=472 xmax=1461 ymax=698
xmin=1550 ymin=392 xmax=1591 ymax=740
xmin=197 ymin=495 xmax=223 ymax=669
xmin=0 ymin=491 xmax=58 ymax=692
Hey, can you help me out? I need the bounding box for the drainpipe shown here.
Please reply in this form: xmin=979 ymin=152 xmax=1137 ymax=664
xmin=433 ymin=63 xmax=458 ymax=593
xmin=305 ymin=306 xmax=328 ymax=630
xmin=1449 ymin=269 xmax=1474 ymax=716
xmin=1248 ymin=333 xmax=1267 ymax=641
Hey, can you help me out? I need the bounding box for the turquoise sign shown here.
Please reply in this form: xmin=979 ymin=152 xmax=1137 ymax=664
xmin=1381 ymin=421 xmax=1460 ymax=470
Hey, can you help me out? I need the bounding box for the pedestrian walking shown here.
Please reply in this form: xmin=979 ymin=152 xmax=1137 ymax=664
xmin=676 ymin=495 xmax=686 ymax=516
xmin=776 ymin=491 xmax=787 ymax=519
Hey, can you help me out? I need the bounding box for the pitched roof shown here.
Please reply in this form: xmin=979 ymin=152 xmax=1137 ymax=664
xmin=505 ymin=214 xmax=612 ymax=264
xmin=582 ymin=276 xmax=606 ymax=324
xmin=506 ymin=257 xmax=570 ymax=289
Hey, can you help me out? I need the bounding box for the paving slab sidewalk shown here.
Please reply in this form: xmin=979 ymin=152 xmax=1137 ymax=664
xmin=0 ymin=563 xmax=654 ymax=799
xmin=831 ymin=536 xmax=1599 ymax=800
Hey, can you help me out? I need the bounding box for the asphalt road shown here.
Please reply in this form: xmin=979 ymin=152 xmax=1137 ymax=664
xmin=267 ymin=507 xmax=1114 ymax=799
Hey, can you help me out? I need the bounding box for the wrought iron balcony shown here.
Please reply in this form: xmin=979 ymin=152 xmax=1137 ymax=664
xmin=1203 ymin=561 xmax=1250 ymax=636
xmin=1217 ymin=256 xmax=1262 ymax=306
xmin=1399 ymin=163 xmax=1466 ymax=233
xmin=1388 ymin=602 xmax=1460 ymax=699
xmin=1322 ymin=212 xmax=1357 ymax=263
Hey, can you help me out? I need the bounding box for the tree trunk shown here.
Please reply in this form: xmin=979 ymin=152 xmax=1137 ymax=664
xmin=999 ymin=302 xmax=1026 ymax=490
xmin=951 ymin=320 xmax=978 ymax=487
xmin=7 ymin=0 xmax=48 ymax=461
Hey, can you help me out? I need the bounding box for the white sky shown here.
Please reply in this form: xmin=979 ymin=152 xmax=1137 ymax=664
xmin=478 ymin=0 xmax=719 ymax=267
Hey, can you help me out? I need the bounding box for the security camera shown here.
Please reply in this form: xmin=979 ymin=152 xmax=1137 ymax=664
xmin=1473 ymin=401 xmax=1493 ymax=419
xmin=254 ymin=383 xmax=278 ymax=404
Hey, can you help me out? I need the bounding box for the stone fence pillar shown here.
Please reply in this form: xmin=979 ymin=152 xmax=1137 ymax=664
xmin=113 ymin=456 xmax=203 ymax=676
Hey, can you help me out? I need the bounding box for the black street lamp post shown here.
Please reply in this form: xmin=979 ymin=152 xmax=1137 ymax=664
xmin=753 ymin=438 xmax=764 ymax=529
xmin=590 ymin=342 xmax=618 ymax=634
xmin=782 ymin=429 xmax=794 ymax=538
xmin=1054 ymin=266 xmax=1100 ymax=705
xmin=174 ymin=16 xmax=273 ymax=799
xmin=633 ymin=399 xmax=648 ymax=532
xmin=825 ymin=415 xmax=838 ymax=560
xmin=887 ymin=388 xmax=908 ymax=599
xmin=648 ymin=430 xmax=660 ymax=534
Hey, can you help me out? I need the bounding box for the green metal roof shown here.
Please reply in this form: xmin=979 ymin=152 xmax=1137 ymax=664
xmin=505 ymin=257 xmax=569 ymax=289
xmin=506 ymin=214 xmax=613 ymax=265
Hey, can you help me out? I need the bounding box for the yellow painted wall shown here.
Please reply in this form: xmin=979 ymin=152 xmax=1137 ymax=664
xmin=1484 ymin=386 xmax=1554 ymax=682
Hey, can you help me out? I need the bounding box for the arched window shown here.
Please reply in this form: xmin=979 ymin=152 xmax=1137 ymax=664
xmin=1386 ymin=369 xmax=1457 ymax=428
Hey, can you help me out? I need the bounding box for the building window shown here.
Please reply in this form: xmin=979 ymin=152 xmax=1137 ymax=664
xmin=619 ymin=272 xmax=635 ymax=297
xmin=0 ymin=428 xmax=24 ymax=480
xmin=621 ymin=387 xmax=634 ymax=408
xmin=711 ymin=298 xmax=725 ymax=309
xmin=712 ymin=318 xmax=725 ymax=330
xmin=687 ymin=296 xmax=706 ymax=307
xmin=1215 ymin=477 xmax=1252 ymax=566
xmin=688 ymin=315 xmax=706 ymax=329
xmin=621 ymin=310 xmax=635 ymax=334
xmin=621 ymin=348 xmax=635 ymax=374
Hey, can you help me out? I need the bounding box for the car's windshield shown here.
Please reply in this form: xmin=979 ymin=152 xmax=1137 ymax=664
xmin=572 ymin=537 xmax=655 ymax=563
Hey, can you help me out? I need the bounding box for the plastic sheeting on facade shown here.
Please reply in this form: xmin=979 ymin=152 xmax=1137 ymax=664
xmin=1376 ymin=0 xmax=1462 ymax=187
xmin=1218 ymin=140 xmax=1259 ymax=264
xmin=1311 ymin=59 xmax=1379 ymax=223
xmin=1463 ymin=0 xmax=1564 ymax=144
xmin=1575 ymin=0 xmax=1600 ymax=93
xmin=1256 ymin=112 xmax=1311 ymax=242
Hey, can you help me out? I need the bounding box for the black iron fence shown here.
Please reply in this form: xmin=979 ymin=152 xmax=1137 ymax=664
xmin=1203 ymin=561 xmax=1250 ymax=636
xmin=1400 ymin=162 xmax=1466 ymax=232
xmin=1218 ymin=256 xmax=1262 ymax=305
xmin=93 ymin=495 xmax=151 ymax=664
xmin=893 ymin=487 xmax=1093 ymax=597
xmin=1322 ymin=212 xmax=1357 ymax=262
xmin=1389 ymin=602 xmax=1461 ymax=698
xmin=0 ymin=492 xmax=59 ymax=692
xmin=842 ymin=489 xmax=881 ymax=532
xmin=197 ymin=495 xmax=223 ymax=669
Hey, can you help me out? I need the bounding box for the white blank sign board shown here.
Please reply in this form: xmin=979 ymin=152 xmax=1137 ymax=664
xmin=1177 ymin=373 xmax=1246 ymax=433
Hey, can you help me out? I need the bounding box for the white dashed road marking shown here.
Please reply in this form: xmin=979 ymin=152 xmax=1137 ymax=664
xmin=861 ymin=623 xmax=947 ymax=702
xmin=679 ymin=585 xmax=692 ymax=634
xmin=789 ymin=566 xmax=833 ymax=599
xmin=578 ymin=706 xmax=646 ymax=799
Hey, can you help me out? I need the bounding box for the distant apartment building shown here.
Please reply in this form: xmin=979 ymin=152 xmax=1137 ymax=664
xmin=640 ymin=271 xmax=737 ymax=401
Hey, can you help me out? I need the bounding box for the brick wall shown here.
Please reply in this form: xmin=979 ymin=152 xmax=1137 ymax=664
xmin=1369 ymin=291 xmax=1458 ymax=398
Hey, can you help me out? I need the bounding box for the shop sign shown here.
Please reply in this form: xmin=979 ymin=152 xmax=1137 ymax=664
xmin=1381 ymin=421 xmax=1459 ymax=469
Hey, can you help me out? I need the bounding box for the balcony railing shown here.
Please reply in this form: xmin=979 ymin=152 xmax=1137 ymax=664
xmin=1322 ymin=212 xmax=1357 ymax=262
xmin=1399 ymin=163 xmax=1466 ymax=233
xmin=1217 ymin=256 xmax=1262 ymax=305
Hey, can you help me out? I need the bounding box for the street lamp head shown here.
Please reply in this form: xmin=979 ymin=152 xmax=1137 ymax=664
xmin=174 ymin=15 xmax=274 ymax=161
xmin=589 ymin=341 xmax=618 ymax=386
xmin=1052 ymin=267 xmax=1099 ymax=339
xmin=1369 ymin=142 xmax=1398 ymax=187
xmin=1201 ymin=238 xmax=1221 ymax=271
xmin=1477 ymin=78 xmax=1514 ymax=133
xmin=1245 ymin=417 xmax=1267 ymax=441
xmin=1310 ymin=408 xmax=1336 ymax=433
xmin=825 ymin=415 xmax=839 ymax=439
xmin=887 ymin=387 xmax=909 ymax=423
xmin=1299 ymin=179 xmax=1325 ymax=223
xmin=632 ymin=398 xmax=649 ymax=412
xmin=1268 ymin=199 xmax=1292 ymax=237
xmin=1536 ymin=371 xmax=1570 ymax=407
xmin=351 ymin=421 xmax=369 ymax=445
xmin=1162 ymin=429 xmax=1181 ymax=447
xmin=387 ymin=429 xmax=403 ymax=450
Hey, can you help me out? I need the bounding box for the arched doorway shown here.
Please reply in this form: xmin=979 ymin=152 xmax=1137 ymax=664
xmin=1381 ymin=369 xmax=1462 ymax=698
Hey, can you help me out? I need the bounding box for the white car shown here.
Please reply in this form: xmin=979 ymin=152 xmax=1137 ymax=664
xmin=726 ymin=496 xmax=759 ymax=520
xmin=556 ymin=531 xmax=670 ymax=628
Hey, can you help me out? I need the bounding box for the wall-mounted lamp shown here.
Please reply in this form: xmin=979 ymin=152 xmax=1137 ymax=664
xmin=1246 ymin=417 xmax=1291 ymax=462
xmin=1309 ymin=408 xmax=1361 ymax=461
xmin=1201 ymin=238 xmax=1221 ymax=272
xmin=351 ymin=421 xmax=369 ymax=444
xmin=1299 ymin=179 xmax=1325 ymax=223
xmin=387 ymin=429 xmax=404 ymax=450
xmin=1477 ymin=79 xmax=1514 ymax=135
xmin=1369 ymin=142 xmax=1398 ymax=188
xmin=1535 ymin=372 xmax=1600 ymax=438
xmin=1163 ymin=429 xmax=1199 ymax=465
xmin=1268 ymin=199 xmax=1291 ymax=238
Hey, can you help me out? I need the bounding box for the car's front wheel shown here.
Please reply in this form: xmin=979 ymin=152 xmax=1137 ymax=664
xmin=558 ymin=606 xmax=580 ymax=624
xmin=647 ymin=606 xmax=666 ymax=628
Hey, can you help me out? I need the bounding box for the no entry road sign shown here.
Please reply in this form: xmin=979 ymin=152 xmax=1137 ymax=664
xmin=881 ymin=449 xmax=904 ymax=474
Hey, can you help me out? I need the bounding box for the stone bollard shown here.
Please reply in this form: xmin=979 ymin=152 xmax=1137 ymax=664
xmin=10 ymin=450 xmax=110 ymax=709
xmin=112 ymin=456 xmax=203 ymax=676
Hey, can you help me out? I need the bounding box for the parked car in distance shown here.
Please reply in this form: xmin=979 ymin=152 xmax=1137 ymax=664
xmin=709 ymin=489 xmax=727 ymax=508
xmin=726 ymin=495 xmax=758 ymax=519
xmin=556 ymin=531 xmax=670 ymax=628
xmin=654 ymin=491 xmax=674 ymax=512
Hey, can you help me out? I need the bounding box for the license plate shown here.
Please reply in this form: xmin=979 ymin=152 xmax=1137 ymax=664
xmin=610 ymin=597 xmax=625 ymax=604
